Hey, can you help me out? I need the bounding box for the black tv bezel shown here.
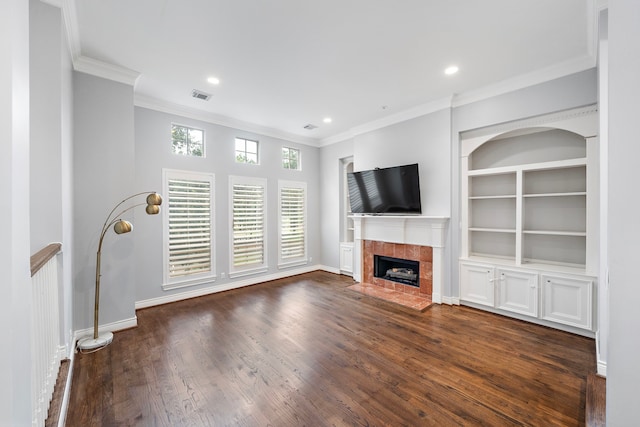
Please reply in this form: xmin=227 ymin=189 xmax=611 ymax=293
xmin=347 ymin=163 xmax=422 ymax=215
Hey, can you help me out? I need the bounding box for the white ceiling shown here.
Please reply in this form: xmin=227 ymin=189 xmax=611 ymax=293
xmin=72 ymin=0 xmax=598 ymax=145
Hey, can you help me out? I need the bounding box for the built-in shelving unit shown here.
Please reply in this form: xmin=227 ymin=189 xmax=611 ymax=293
xmin=459 ymin=107 xmax=599 ymax=336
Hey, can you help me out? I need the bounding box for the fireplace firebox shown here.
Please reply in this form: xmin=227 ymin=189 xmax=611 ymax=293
xmin=374 ymin=255 xmax=420 ymax=287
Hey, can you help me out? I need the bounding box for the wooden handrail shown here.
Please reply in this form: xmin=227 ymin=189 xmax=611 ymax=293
xmin=30 ymin=243 xmax=62 ymax=277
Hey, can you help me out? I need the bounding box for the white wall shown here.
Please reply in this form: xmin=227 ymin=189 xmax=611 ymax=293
xmin=30 ymin=0 xmax=62 ymax=252
xmin=454 ymin=69 xmax=598 ymax=132
xmin=30 ymin=0 xmax=75 ymax=355
xmin=597 ymin=7 xmax=609 ymax=376
xmin=133 ymin=107 xmax=321 ymax=303
xmin=60 ymin=2 xmax=75 ymax=357
xmin=607 ymin=1 xmax=640 ymax=423
xmin=0 ymin=0 xmax=33 ymax=424
xmin=354 ymin=109 xmax=452 ymax=216
xmin=73 ymin=72 xmax=136 ymax=332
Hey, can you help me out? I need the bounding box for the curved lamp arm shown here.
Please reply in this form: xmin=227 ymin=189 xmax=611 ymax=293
xmin=79 ymin=191 xmax=162 ymax=352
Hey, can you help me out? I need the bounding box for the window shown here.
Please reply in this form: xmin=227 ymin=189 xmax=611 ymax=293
xmin=235 ymin=137 xmax=259 ymax=164
xmin=282 ymin=147 xmax=301 ymax=170
xmin=229 ymin=176 xmax=267 ymax=277
xmin=162 ymin=169 xmax=214 ymax=289
xmin=171 ymin=124 xmax=204 ymax=157
xmin=278 ymin=180 xmax=307 ymax=267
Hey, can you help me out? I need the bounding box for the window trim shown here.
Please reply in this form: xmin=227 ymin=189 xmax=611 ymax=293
xmin=282 ymin=146 xmax=302 ymax=171
xmin=228 ymin=175 xmax=268 ymax=278
xmin=234 ymin=137 xmax=260 ymax=165
xmin=162 ymin=169 xmax=215 ymax=290
xmin=278 ymin=180 xmax=308 ymax=268
xmin=171 ymin=123 xmax=205 ymax=158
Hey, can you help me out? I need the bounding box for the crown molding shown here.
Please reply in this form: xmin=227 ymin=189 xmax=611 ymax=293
xmin=319 ymin=97 xmax=453 ymax=147
xmin=73 ymin=56 xmax=141 ymax=86
xmin=48 ymin=0 xmax=138 ymax=86
xmin=134 ymin=94 xmax=321 ymax=147
xmin=452 ymin=54 xmax=595 ymax=108
xmin=41 ymin=0 xmax=81 ymax=61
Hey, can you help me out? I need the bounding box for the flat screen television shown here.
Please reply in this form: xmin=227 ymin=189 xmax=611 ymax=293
xmin=347 ymin=163 xmax=422 ymax=215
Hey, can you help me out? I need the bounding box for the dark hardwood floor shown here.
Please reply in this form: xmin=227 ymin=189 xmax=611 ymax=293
xmin=67 ymin=271 xmax=596 ymax=426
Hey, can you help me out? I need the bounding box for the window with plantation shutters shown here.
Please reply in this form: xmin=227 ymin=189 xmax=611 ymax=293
xmin=278 ymin=181 xmax=307 ymax=267
xmin=229 ymin=176 xmax=267 ymax=277
xmin=162 ymin=169 xmax=215 ymax=290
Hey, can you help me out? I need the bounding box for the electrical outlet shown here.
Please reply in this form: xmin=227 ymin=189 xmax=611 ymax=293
xmin=221 ymin=272 xmax=226 ymax=279
xmin=309 ymin=257 xmax=313 ymax=263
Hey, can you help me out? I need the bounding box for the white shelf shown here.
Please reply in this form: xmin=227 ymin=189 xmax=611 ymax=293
xmin=523 ymin=192 xmax=586 ymax=198
xmin=468 ymin=157 xmax=587 ymax=176
xmin=523 ymin=230 xmax=586 ymax=236
xmin=469 ymin=227 xmax=516 ymax=233
xmin=469 ymin=195 xmax=517 ymax=200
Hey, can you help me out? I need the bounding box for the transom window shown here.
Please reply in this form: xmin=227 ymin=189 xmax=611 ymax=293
xmin=282 ymin=147 xmax=301 ymax=170
xmin=235 ymin=138 xmax=259 ymax=164
xmin=171 ymin=124 xmax=204 ymax=157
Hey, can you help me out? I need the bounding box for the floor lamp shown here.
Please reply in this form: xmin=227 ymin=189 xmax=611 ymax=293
xmin=77 ymin=192 xmax=162 ymax=352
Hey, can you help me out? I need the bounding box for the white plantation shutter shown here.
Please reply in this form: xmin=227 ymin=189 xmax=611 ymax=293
xmin=162 ymin=170 xmax=215 ymax=289
xmin=230 ymin=176 xmax=267 ymax=276
xmin=278 ymin=181 xmax=307 ymax=267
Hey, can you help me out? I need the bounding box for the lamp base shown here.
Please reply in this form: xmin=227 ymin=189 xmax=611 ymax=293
xmin=77 ymin=332 xmax=113 ymax=351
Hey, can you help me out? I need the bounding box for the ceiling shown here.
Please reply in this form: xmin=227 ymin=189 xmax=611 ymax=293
xmin=72 ymin=0 xmax=598 ymax=145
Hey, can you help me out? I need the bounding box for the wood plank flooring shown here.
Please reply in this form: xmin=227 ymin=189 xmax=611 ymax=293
xmin=67 ymin=271 xmax=596 ymax=426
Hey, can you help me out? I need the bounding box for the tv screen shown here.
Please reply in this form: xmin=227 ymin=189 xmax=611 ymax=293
xmin=347 ymin=163 xmax=422 ymax=215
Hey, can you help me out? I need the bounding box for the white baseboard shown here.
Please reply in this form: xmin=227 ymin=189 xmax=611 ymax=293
xmin=73 ymin=316 xmax=138 ymax=343
xmin=441 ymin=296 xmax=460 ymax=305
xmin=595 ymin=330 xmax=607 ymax=377
xmin=136 ymin=264 xmax=329 ymax=310
xmin=597 ymin=360 xmax=607 ymax=377
xmin=319 ymin=265 xmax=341 ymax=275
xmin=58 ymin=345 xmax=75 ymax=427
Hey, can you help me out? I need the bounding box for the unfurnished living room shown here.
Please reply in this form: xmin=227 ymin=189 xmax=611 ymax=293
xmin=3 ymin=0 xmax=639 ymax=426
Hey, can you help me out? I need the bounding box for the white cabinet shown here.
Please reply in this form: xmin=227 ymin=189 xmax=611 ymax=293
xmin=496 ymin=268 xmax=538 ymax=317
xmin=541 ymin=274 xmax=593 ymax=330
xmin=460 ymin=263 xmax=538 ymax=318
xmin=461 ymin=262 xmax=593 ymax=331
xmin=339 ymin=242 xmax=354 ymax=275
xmin=459 ymin=109 xmax=599 ymax=335
xmin=460 ymin=263 xmax=495 ymax=307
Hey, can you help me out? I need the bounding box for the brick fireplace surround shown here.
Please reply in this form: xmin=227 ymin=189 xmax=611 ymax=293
xmin=363 ymin=240 xmax=433 ymax=297
xmin=350 ymin=215 xmax=449 ymax=307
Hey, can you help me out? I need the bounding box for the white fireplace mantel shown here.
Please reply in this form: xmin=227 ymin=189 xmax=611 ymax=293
xmin=351 ymin=215 xmax=450 ymax=304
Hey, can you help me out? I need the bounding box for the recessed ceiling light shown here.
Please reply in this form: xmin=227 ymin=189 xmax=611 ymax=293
xmin=207 ymin=76 xmax=220 ymax=85
xmin=323 ymin=117 xmax=332 ymax=124
xmin=444 ymin=66 xmax=459 ymax=75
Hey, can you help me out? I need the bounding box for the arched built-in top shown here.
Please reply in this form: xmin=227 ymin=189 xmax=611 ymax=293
xmin=470 ymin=128 xmax=586 ymax=170
xmin=460 ymin=105 xmax=598 ymax=159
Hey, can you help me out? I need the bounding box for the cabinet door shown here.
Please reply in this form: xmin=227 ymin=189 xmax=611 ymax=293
xmin=460 ymin=263 xmax=495 ymax=307
xmin=496 ymin=269 xmax=538 ymax=317
xmin=541 ymin=274 xmax=593 ymax=330
xmin=340 ymin=244 xmax=353 ymax=274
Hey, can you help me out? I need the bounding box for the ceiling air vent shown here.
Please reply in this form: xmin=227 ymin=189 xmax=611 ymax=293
xmin=191 ymin=89 xmax=212 ymax=101
xmin=303 ymin=124 xmax=318 ymax=130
